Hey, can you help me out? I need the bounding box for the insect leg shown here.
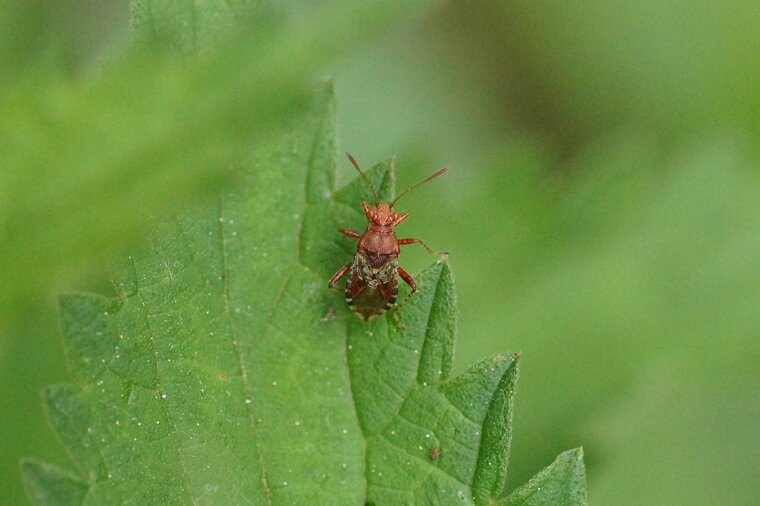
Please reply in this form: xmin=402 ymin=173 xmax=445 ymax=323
xmin=328 ymin=262 xmax=352 ymax=288
xmin=391 ymin=308 xmax=406 ymax=331
xmin=397 ymin=237 xmax=448 ymax=256
xmin=338 ymin=228 xmax=361 ymax=239
xmin=397 ymin=267 xmax=417 ymax=293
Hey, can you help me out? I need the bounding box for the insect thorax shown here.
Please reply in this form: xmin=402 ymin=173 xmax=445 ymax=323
xmin=352 ymin=250 xmax=398 ymax=288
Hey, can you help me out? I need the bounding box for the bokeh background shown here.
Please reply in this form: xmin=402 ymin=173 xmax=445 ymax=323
xmin=3 ymin=1 xmax=760 ymax=504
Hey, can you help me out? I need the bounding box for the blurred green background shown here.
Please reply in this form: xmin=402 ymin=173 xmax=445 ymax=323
xmin=3 ymin=1 xmax=760 ymax=504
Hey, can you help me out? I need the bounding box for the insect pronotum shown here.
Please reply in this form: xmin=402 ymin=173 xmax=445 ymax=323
xmin=328 ymin=153 xmax=448 ymax=321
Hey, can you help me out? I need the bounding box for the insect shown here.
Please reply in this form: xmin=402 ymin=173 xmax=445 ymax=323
xmin=328 ymin=153 xmax=448 ymax=321
xmin=429 ymin=448 xmax=441 ymax=460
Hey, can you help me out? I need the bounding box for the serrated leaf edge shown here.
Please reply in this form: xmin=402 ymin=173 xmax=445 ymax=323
xmin=499 ymin=447 xmax=588 ymax=506
xmin=471 ymin=353 xmax=520 ymax=504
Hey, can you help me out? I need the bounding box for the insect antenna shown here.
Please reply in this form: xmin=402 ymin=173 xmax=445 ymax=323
xmin=390 ymin=166 xmax=449 ymax=207
xmin=346 ymin=152 xmax=379 ymax=206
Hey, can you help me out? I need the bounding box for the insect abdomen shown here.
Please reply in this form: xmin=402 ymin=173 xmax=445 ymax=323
xmin=345 ymin=251 xmax=398 ymax=321
xmin=345 ymin=286 xmax=396 ymax=321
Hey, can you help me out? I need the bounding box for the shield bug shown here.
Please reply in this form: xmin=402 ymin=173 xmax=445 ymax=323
xmin=328 ymin=153 xmax=448 ymax=321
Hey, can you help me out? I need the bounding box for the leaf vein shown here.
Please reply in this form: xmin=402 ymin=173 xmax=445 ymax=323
xmin=218 ymin=200 xmax=272 ymax=504
xmin=132 ymin=257 xmax=195 ymax=504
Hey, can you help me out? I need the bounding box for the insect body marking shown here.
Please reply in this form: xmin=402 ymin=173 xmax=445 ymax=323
xmin=345 ymin=251 xmax=399 ymax=321
xmin=352 ymin=251 xmax=398 ymax=289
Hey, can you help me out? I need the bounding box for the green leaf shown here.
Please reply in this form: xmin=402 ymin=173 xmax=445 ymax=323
xmin=21 ymin=461 xmax=88 ymax=506
xmin=501 ymin=448 xmax=588 ymax=506
xmin=130 ymin=0 xmax=271 ymax=54
xmin=26 ymin=83 xmax=585 ymax=504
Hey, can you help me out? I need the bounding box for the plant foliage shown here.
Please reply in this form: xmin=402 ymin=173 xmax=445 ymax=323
xmin=23 ymin=83 xmax=587 ymax=505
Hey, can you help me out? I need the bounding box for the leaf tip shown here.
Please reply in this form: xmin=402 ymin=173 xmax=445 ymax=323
xmin=21 ymin=459 xmax=87 ymax=506
xmin=501 ymin=447 xmax=589 ymax=506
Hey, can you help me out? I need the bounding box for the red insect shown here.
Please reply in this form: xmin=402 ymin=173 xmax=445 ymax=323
xmin=328 ymin=153 xmax=448 ymax=321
